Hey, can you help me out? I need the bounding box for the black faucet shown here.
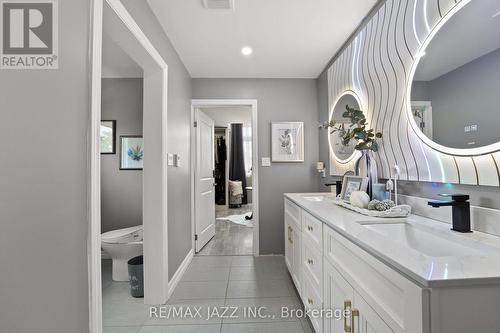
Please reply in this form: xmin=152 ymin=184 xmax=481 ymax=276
xmin=428 ymin=194 xmax=471 ymax=233
xmin=324 ymin=180 xmax=343 ymax=196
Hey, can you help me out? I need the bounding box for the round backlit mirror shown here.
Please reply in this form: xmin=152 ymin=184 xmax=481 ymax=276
xmin=329 ymin=91 xmax=362 ymax=163
xmin=409 ymin=0 xmax=500 ymax=156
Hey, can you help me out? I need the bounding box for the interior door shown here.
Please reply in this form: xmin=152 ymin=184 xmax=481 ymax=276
xmin=324 ymin=260 xmax=354 ymax=333
xmin=195 ymin=110 xmax=216 ymax=252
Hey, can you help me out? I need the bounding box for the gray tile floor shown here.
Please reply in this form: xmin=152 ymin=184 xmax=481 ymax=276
xmin=198 ymin=205 xmax=253 ymax=256
xmin=102 ymin=256 xmax=313 ymax=333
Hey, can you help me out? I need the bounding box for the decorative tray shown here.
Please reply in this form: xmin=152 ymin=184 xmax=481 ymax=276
xmin=333 ymin=199 xmax=411 ymax=218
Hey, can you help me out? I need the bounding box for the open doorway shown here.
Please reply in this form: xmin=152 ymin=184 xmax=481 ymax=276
xmin=89 ymin=0 xmax=169 ymax=331
xmin=100 ymin=31 xmax=144 ymax=302
xmin=191 ymin=100 xmax=259 ymax=257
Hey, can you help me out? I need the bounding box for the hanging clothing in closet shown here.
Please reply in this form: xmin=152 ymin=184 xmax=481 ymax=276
xmin=229 ymin=123 xmax=247 ymax=205
xmin=214 ymin=133 xmax=226 ymax=205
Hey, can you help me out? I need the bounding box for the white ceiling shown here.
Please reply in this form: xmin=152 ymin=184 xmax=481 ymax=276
xmin=147 ymin=0 xmax=377 ymax=78
xmin=414 ymin=0 xmax=500 ymax=81
xmin=102 ymin=33 xmax=143 ymax=78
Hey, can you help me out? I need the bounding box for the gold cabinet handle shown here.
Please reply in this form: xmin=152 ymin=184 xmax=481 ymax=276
xmin=308 ymin=298 xmax=313 ymax=305
xmin=344 ymin=300 xmax=352 ymax=333
xmin=351 ymin=309 xmax=359 ymax=333
xmin=289 ymin=226 xmax=293 ymax=244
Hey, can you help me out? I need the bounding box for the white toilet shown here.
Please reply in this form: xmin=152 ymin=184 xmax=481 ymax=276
xmin=101 ymin=225 xmax=143 ymax=281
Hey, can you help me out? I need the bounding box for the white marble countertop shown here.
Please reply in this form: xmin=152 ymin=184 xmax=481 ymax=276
xmin=285 ymin=192 xmax=500 ymax=288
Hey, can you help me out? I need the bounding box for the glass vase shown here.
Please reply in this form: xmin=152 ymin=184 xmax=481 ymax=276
xmin=354 ymin=150 xmax=378 ymax=199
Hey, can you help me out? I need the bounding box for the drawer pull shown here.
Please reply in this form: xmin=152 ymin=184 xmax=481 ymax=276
xmin=307 ymin=225 xmax=313 ymax=231
xmin=307 ymin=258 xmax=314 ymax=265
xmin=344 ymin=300 xmax=352 ymax=333
xmin=351 ymin=309 xmax=359 ymax=333
xmin=308 ymin=298 xmax=313 ymax=305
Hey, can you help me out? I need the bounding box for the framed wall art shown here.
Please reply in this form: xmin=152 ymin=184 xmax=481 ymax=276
xmin=271 ymin=122 xmax=304 ymax=162
xmin=120 ymin=136 xmax=144 ymax=170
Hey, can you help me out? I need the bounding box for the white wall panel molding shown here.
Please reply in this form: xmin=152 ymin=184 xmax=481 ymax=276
xmin=327 ymin=0 xmax=499 ymax=187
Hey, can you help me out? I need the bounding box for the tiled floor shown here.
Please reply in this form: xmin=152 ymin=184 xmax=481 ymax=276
xmin=198 ymin=205 xmax=253 ymax=256
xmin=102 ymin=256 xmax=313 ymax=333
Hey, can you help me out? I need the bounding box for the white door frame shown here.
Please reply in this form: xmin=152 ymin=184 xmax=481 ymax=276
xmin=190 ymin=99 xmax=260 ymax=256
xmin=89 ymin=0 xmax=169 ymax=331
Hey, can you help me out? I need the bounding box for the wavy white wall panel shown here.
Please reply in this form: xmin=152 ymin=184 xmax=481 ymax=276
xmin=327 ymin=0 xmax=499 ymax=187
xmin=454 ymin=157 xmax=477 ymax=185
xmin=474 ymin=155 xmax=500 ymax=187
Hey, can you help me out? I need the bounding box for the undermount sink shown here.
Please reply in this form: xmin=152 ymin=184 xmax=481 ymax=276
xmin=301 ymin=195 xmax=329 ymax=202
xmin=361 ymin=221 xmax=497 ymax=257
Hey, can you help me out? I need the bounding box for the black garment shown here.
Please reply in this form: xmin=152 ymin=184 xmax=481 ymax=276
xmin=214 ymin=136 xmax=226 ymax=205
xmin=229 ymin=124 xmax=247 ymax=205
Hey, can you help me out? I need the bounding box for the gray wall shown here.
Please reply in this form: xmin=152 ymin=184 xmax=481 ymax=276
xmin=410 ymin=81 xmax=430 ymax=101
xmin=101 ymin=78 xmax=143 ymax=233
xmin=0 ymin=0 xmax=91 ymax=332
xmin=122 ymin=0 xmax=193 ymax=279
xmin=193 ymin=79 xmax=319 ymax=254
xmin=412 ymin=48 xmax=500 ymax=149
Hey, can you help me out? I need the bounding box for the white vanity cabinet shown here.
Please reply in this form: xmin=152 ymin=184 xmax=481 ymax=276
xmin=285 ymin=199 xmax=324 ymax=332
xmin=284 ymin=199 xmax=302 ymax=294
xmin=322 ymin=224 xmax=426 ymax=333
xmin=285 ymin=194 xmax=500 ymax=333
xmin=301 ymin=211 xmax=324 ymax=332
xmin=284 ymin=196 xmax=425 ymax=333
xmin=324 ymin=260 xmax=393 ymax=333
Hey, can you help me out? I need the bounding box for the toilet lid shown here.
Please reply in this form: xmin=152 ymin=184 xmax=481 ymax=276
xmin=101 ymin=225 xmax=143 ymax=244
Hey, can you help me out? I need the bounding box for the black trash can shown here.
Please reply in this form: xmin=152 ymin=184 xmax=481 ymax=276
xmin=127 ymin=255 xmax=144 ymax=298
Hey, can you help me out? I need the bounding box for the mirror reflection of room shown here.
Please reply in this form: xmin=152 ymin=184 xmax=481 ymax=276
xmin=411 ymin=0 xmax=500 ymax=149
xmin=330 ymin=93 xmax=361 ymax=161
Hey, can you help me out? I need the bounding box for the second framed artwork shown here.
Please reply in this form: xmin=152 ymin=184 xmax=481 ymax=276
xmin=340 ymin=175 xmax=368 ymax=201
xmin=120 ymin=136 xmax=144 ymax=170
xmin=271 ymin=122 xmax=304 ymax=162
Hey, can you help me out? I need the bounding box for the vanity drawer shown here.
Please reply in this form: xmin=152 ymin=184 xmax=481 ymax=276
xmin=302 ymin=272 xmax=323 ymax=333
xmin=323 ymin=225 xmax=425 ymax=333
xmin=285 ymin=198 xmax=301 ymax=227
xmin=302 ymin=210 xmax=322 ymax=250
xmin=302 ymin=233 xmax=323 ymax=292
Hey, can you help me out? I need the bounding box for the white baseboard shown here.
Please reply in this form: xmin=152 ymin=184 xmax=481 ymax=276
xmin=167 ymin=249 xmax=194 ymax=298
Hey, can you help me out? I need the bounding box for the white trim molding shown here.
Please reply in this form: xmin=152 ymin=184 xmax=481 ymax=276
xmin=89 ymin=1 xmax=104 ymax=332
xmin=168 ymin=249 xmax=194 ymax=298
